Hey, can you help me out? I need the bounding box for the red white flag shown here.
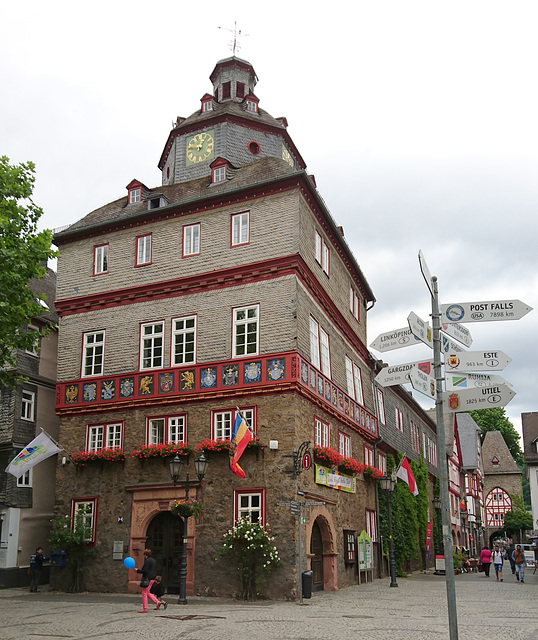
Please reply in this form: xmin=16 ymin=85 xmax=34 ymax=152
xmin=396 ymin=457 xmax=419 ymax=495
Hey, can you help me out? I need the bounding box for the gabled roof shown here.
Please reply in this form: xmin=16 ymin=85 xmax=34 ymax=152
xmin=481 ymin=430 xmax=521 ymax=474
xmin=456 ymin=413 xmax=480 ymax=470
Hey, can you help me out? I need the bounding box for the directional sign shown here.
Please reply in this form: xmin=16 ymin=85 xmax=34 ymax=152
xmin=444 ymin=350 xmax=511 ymax=372
xmin=445 ymin=372 xmax=511 ymax=390
xmin=442 ymin=384 xmax=516 ymax=412
xmin=408 ymin=312 xmax=432 ymax=347
xmin=369 ymin=327 xmax=422 ymax=352
xmin=441 ymin=322 xmax=473 ymax=348
xmin=375 ymin=360 xmax=434 ymax=387
xmin=441 ymin=300 xmax=533 ymax=323
xmin=290 ymin=501 xmax=301 ymax=516
xmin=441 ymin=334 xmax=465 ymax=354
xmin=409 ymin=367 xmax=436 ymax=399
xmin=418 ymin=250 xmax=434 ymax=297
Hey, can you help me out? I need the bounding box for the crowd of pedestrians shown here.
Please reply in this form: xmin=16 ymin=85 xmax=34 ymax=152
xmin=478 ymin=542 xmax=531 ymax=584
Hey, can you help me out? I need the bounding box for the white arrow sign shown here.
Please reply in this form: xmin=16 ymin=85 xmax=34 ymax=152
xmin=443 ymin=384 xmax=516 ymax=412
xmin=375 ymin=360 xmax=434 ymax=387
xmin=407 ymin=312 xmax=432 ymax=348
xmin=441 ymin=300 xmax=533 ymax=323
xmin=441 ymin=322 xmax=473 ymax=347
xmin=369 ymin=327 xmax=423 ymax=352
xmin=407 ymin=313 xmax=465 ymax=352
xmin=409 ymin=367 xmax=436 ymax=399
xmin=445 ymin=372 xmax=511 ymax=391
xmin=444 ymin=350 xmax=512 ymax=372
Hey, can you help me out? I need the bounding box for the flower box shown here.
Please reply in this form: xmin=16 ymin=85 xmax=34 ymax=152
xmin=71 ymin=449 xmax=126 ymax=467
xmin=129 ymin=443 xmax=193 ymax=462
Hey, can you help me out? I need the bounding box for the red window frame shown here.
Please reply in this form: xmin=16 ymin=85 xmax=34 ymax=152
xmin=135 ymin=233 xmax=152 ymax=267
xmin=233 ymin=487 xmax=266 ymax=525
xmin=366 ymin=509 xmax=377 ymax=542
xmin=146 ymin=414 xmax=188 ymax=445
xmin=71 ymin=496 xmax=98 ymax=546
xmin=211 ymin=406 xmax=256 ymax=440
xmin=93 ymin=243 xmax=109 ymax=276
xmin=364 ymin=444 xmax=374 ymax=467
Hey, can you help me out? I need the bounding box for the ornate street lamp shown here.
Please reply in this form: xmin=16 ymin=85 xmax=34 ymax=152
xmin=169 ymin=453 xmax=209 ymax=604
xmin=380 ymin=473 xmax=398 ymax=587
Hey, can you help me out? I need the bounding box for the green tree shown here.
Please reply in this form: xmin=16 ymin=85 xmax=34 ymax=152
xmin=468 ymin=408 xmax=523 ymax=465
xmin=502 ymin=494 xmax=533 ymax=538
xmin=0 ymin=156 xmax=57 ymax=386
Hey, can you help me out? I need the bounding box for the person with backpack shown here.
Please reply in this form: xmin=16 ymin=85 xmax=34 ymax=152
xmin=492 ymin=544 xmax=504 ymax=581
xmin=29 ymin=547 xmax=48 ymax=592
xmin=512 ymin=544 xmax=527 ymax=583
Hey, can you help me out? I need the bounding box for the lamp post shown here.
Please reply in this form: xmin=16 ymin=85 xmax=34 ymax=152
xmin=433 ymin=497 xmax=442 ymax=556
xmin=169 ymin=453 xmax=209 ymax=604
xmin=380 ymin=473 xmax=398 ymax=587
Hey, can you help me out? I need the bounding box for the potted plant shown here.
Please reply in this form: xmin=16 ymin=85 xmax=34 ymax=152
xmin=313 ymin=446 xmax=343 ymax=468
xmin=130 ymin=442 xmax=192 ymax=462
xmin=71 ymin=448 xmax=126 ymax=467
xmin=170 ymin=498 xmax=204 ymax=519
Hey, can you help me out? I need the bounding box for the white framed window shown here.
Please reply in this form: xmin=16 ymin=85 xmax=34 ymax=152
xmin=314 ymin=417 xmax=330 ymax=447
xmin=72 ymin=498 xmax=97 ymax=544
xmin=411 ymin=421 xmax=421 ymax=453
xmin=202 ymin=99 xmax=213 ymax=112
xmin=183 ymin=223 xmax=200 ymax=257
xmin=246 ymin=100 xmax=258 ymax=113
xmin=212 ymin=166 xmax=226 ymax=184
xmin=314 ymin=230 xmax=329 ymax=275
xmin=234 ymin=488 xmax=265 ymax=524
xmin=24 ymin=324 xmax=39 ymax=356
xmin=339 ymin=432 xmax=351 ymax=458
xmin=428 ymin=438 xmax=438 ymax=467
xmin=93 ymin=244 xmax=108 ymax=275
xmin=147 ymin=415 xmax=186 ymax=445
xmin=82 ymin=331 xmax=105 ymax=377
xmin=366 ymin=509 xmax=378 ymax=542
xmin=211 ymin=407 xmax=255 ymax=441
xmin=376 ymin=388 xmax=386 ymax=425
xmin=17 ymin=468 xmax=32 ymax=487
xmin=309 ymin=316 xmax=320 ymax=369
xmin=319 ymin=327 xmax=331 ymax=377
xmin=136 ymin=234 xmax=152 ymax=266
xmin=377 ymin=452 xmax=387 ymax=475
xmin=395 ymin=408 xmax=404 ymax=432
xmin=231 ymin=211 xmax=250 ymax=246
xmin=232 ymin=305 xmax=259 ymax=357
xmin=129 ymin=188 xmax=141 ymax=204
xmin=21 ymin=389 xmax=35 ymax=421
xmin=364 ymin=444 xmax=374 ymax=467
xmin=345 ymin=357 xmax=364 ymax=405
xmin=172 ymin=316 xmax=196 ymax=365
xmin=140 ymin=322 xmax=164 ymax=370
xmin=87 ymin=422 xmax=123 ymax=451
xmin=349 ymin=286 xmax=360 ymax=321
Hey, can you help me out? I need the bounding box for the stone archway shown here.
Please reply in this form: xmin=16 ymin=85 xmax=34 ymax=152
xmin=306 ymin=506 xmax=338 ymax=591
xmin=126 ymin=483 xmax=196 ymax=595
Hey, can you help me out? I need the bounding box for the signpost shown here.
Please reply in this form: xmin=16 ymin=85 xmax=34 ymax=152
xmin=445 ymin=372 xmax=510 ymax=390
xmin=375 ymin=359 xmax=434 ymax=387
xmin=369 ymin=327 xmax=421 ymax=352
xmin=444 ymin=350 xmax=511 ymax=372
xmin=441 ymin=322 xmax=473 ymax=347
xmin=407 ymin=311 xmax=433 ymax=348
xmin=409 ymin=366 xmax=436 ymax=399
xmin=443 ymin=383 xmax=516 ymax=412
xmin=441 ymin=300 xmax=533 ymax=323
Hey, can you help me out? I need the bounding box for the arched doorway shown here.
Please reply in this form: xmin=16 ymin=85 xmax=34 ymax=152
xmin=310 ymin=520 xmax=324 ymax=591
xmin=145 ymin=511 xmax=183 ymax=594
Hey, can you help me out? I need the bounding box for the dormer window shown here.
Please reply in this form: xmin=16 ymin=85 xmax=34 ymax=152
xmin=213 ymin=166 xmax=226 ymax=184
xmin=201 ymin=93 xmax=213 ymax=113
xmin=491 ymin=456 xmax=500 ymax=465
xmin=246 ymin=99 xmax=258 ymax=113
xmin=129 ymin=188 xmax=141 ymax=204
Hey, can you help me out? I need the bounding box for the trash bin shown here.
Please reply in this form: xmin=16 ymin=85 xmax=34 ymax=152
xmin=302 ymin=570 xmax=313 ymax=599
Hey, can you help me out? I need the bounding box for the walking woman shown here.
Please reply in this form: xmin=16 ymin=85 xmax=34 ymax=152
xmin=136 ymin=549 xmax=159 ymax=612
xmin=479 ymin=546 xmax=492 ymax=577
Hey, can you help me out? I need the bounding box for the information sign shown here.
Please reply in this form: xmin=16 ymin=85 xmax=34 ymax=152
xmin=442 ymin=384 xmax=516 ymax=412
xmin=445 ymin=372 xmax=510 ymax=390
xmin=375 ymin=359 xmax=434 ymax=387
xmin=441 ymin=300 xmax=532 ymax=323
xmin=444 ymin=350 xmax=511 ymax=372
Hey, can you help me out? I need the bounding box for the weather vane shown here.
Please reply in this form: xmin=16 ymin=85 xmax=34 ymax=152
xmin=218 ymin=19 xmax=248 ymax=56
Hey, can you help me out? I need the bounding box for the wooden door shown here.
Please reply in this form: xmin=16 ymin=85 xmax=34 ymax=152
xmin=145 ymin=512 xmax=183 ymax=594
xmin=310 ymin=520 xmax=324 ymax=590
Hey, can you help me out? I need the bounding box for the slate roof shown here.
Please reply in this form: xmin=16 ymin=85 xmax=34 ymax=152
xmin=456 ymin=413 xmax=480 ymax=470
xmin=481 ymin=430 xmax=521 ymax=474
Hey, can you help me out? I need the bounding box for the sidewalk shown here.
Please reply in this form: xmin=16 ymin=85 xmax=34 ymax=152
xmin=1 ymin=569 xmax=536 ymax=640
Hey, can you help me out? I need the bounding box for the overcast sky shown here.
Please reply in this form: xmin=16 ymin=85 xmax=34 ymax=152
xmin=2 ymin=1 xmax=536 ymax=437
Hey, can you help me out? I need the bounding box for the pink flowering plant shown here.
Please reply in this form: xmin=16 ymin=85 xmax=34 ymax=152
xmin=219 ymin=517 xmax=281 ymax=600
xmin=363 ymin=465 xmax=384 ymax=480
xmin=129 ymin=443 xmax=193 ymax=460
xmin=71 ymin=448 xmax=126 ymax=467
xmin=194 ymin=439 xmax=233 ymax=454
xmin=313 ymin=446 xmax=343 ymax=468
xmin=338 ymin=457 xmax=365 ymax=476
xmin=170 ymin=498 xmax=204 ymax=519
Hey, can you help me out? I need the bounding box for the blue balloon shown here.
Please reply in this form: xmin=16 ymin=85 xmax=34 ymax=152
xmin=123 ymin=556 xmax=135 ymax=569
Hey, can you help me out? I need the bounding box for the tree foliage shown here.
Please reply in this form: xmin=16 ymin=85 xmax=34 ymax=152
xmin=468 ymin=408 xmax=523 ymax=465
xmin=0 ymin=156 xmax=57 ymax=386
xmin=503 ymin=493 xmax=533 ymax=536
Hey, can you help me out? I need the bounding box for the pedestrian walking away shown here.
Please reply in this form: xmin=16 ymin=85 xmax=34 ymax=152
xmin=505 ymin=543 xmax=516 ymax=574
xmin=150 ymin=575 xmax=167 ymax=610
xmin=136 ymin=548 xmax=159 ymax=612
xmin=479 ymin=546 xmax=492 ymax=578
xmin=29 ymin=546 xmax=48 ymax=592
xmin=492 ymin=545 xmax=503 ymax=581
xmin=512 ymin=544 xmax=527 ymax=583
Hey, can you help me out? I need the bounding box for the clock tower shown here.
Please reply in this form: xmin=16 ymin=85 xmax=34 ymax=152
xmin=158 ymin=56 xmax=305 ymax=186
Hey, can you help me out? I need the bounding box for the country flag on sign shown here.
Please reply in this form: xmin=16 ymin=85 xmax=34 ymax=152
xmin=451 ymin=376 xmax=468 ymax=388
xmin=396 ymin=456 xmax=419 ymax=496
xmin=229 ymin=410 xmax=253 ymax=479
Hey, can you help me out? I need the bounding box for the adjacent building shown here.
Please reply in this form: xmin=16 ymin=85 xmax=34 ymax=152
xmin=522 ymin=411 xmax=538 ymax=535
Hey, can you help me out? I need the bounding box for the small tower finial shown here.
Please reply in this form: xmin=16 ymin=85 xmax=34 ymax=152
xmin=218 ymin=19 xmax=248 ymax=56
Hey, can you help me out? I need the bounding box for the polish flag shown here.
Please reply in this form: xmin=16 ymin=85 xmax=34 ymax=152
xmin=396 ymin=457 xmax=419 ymax=496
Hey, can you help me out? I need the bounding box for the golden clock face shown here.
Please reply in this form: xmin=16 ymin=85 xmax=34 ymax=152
xmin=186 ymin=131 xmax=215 ymax=165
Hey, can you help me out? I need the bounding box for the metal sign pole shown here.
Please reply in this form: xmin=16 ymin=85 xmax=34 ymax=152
xmin=432 ymin=275 xmax=459 ymax=640
xmin=298 ymin=505 xmax=303 ymax=605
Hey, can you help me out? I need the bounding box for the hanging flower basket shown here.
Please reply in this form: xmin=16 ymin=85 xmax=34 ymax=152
xmin=71 ymin=449 xmax=126 ymax=467
xmin=129 ymin=443 xmax=193 ymax=462
xmin=170 ymin=498 xmax=204 ymax=518
xmin=313 ymin=446 xmax=343 ymax=468
xmin=363 ymin=466 xmax=384 ymax=481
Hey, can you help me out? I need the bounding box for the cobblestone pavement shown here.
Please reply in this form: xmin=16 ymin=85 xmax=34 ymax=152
xmin=1 ymin=569 xmax=536 ymax=640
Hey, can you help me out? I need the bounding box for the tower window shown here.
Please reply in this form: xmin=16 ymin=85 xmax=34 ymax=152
xmin=222 ymin=82 xmax=231 ymax=100
xmin=129 ymin=188 xmax=141 ymax=204
xmin=236 ymin=82 xmax=245 ymax=98
xmin=246 ymin=100 xmax=258 ymax=113
xmin=248 ymin=141 xmax=260 ymax=155
xmin=212 ymin=166 xmax=226 ymax=184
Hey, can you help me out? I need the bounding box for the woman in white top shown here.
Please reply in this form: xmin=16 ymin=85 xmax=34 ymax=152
xmin=492 ymin=545 xmax=504 ymax=581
